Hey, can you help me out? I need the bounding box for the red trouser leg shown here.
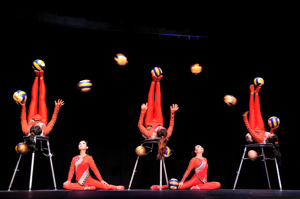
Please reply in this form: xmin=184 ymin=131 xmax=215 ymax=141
xmin=179 ymin=175 xmax=200 ymax=189
xmin=38 ymin=77 xmax=48 ymax=123
xmin=254 ymin=93 xmax=265 ymax=131
xmin=249 ymin=91 xmax=256 ymax=129
xmin=28 ymin=77 xmax=39 ymax=121
xmin=198 ymin=182 xmax=221 ymax=190
xmin=145 ymin=81 xmax=155 ymax=127
xmin=63 ymin=183 xmax=86 ymax=190
xmin=85 ymin=177 xmax=117 ymax=190
xmin=154 ymin=82 xmax=163 ymax=126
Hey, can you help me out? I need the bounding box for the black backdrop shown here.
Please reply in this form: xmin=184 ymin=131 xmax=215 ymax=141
xmin=1 ymin=9 xmax=298 ymax=191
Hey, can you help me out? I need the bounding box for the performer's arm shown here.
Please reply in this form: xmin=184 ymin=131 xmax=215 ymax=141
xmin=180 ymin=158 xmax=196 ymax=183
xmin=167 ymin=112 xmax=175 ymax=139
xmin=138 ymin=109 xmax=152 ymax=138
xmin=167 ymin=104 xmax=178 ymax=139
xmin=242 ymin=111 xmax=263 ymax=143
xmin=67 ymin=157 xmax=76 ymax=182
xmin=88 ymin=156 xmax=104 ymax=182
xmin=44 ymin=100 xmax=64 ymax=135
xmin=20 ymin=104 xmax=30 ymax=135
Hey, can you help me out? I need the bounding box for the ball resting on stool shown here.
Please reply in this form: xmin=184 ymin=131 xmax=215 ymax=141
xmin=15 ymin=142 xmax=28 ymax=155
xmin=135 ymin=146 xmax=146 ymax=156
xmin=247 ymin=150 xmax=258 ymax=161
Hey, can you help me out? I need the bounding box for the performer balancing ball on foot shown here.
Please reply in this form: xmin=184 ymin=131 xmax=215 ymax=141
xmin=63 ymin=140 xmax=125 ymax=190
xmin=138 ymin=67 xmax=179 ymax=159
xmin=16 ymin=61 xmax=64 ymax=137
xmin=151 ymin=145 xmax=221 ymax=190
xmin=242 ymin=80 xmax=281 ymax=165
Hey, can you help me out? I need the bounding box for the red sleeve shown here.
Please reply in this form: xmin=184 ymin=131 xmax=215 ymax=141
xmin=20 ymin=104 xmax=30 ymax=135
xmin=44 ymin=104 xmax=62 ymax=136
xmin=180 ymin=157 xmax=197 ymax=183
xmin=67 ymin=157 xmax=76 ymax=181
xmin=87 ymin=156 xmax=103 ymax=182
xmin=167 ymin=112 xmax=175 ymax=139
xmin=243 ymin=112 xmax=263 ymax=143
xmin=138 ymin=109 xmax=152 ymax=138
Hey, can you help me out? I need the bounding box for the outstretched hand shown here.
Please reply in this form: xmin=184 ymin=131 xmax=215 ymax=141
xmin=170 ymin=104 xmax=179 ymax=113
xmin=55 ymin=99 xmax=65 ymax=106
xmin=141 ymin=103 xmax=148 ymax=111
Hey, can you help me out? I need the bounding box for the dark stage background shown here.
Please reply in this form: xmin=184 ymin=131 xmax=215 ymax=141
xmin=1 ymin=5 xmax=298 ymax=191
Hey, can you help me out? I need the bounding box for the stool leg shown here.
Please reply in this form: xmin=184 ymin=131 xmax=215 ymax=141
xmin=233 ymin=146 xmax=247 ymax=190
xmin=261 ymin=148 xmax=271 ymax=190
xmin=128 ymin=156 xmax=140 ymax=190
xmin=47 ymin=140 xmax=57 ymax=190
xmin=8 ymin=155 xmax=22 ymax=191
xmin=159 ymin=159 xmax=162 ymax=190
xmin=274 ymin=158 xmax=282 ymax=191
xmin=29 ymin=150 xmax=35 ymax=191
xmin=162 ymin=159 xmax=168 ymax=186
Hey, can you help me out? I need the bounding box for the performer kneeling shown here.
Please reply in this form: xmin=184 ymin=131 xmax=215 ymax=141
xmin=151 ymin=145 xmax=221 ymax=190
xmin=63 ymin=140 xmax=124 ymax=190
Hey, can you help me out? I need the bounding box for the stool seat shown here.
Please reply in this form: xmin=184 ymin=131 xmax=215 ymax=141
xmin=140 ymin=138 xmax=169 ymax=145
xmin=245 ymin=143 xmax=274 ymax=148
xmin=233 ymin=142 xmax=282 ymax=191
xmin=23 ymin=135 xmax=49 ymax=140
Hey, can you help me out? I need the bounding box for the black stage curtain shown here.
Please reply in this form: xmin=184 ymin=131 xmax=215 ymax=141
xmin=1 ymin=9 xmax=299 ymax=190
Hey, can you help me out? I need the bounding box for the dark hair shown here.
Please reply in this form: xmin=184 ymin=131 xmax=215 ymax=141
xmin=30 ymin=125 xmax=42 ymax=135
xmin=157 ymin=128 xmax=167 ymax=138
xmin=80 ymin=140 xmax=89 ymax=155
xmin=156 ymin=128 xmax=168 ymax=159
xmin=267 ymin=135 xmax=281 ymax=166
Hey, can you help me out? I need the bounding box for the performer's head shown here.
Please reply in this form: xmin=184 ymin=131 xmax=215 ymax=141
xmin=78 ymin=140 xmax=89 ymax=155
xmin=157 ymin=126 xmax=167 ymax=138
xmin=194 ymin=145 xmax=204 ymax=155
xmin=30 ymin=125 xmax=43 ymax=135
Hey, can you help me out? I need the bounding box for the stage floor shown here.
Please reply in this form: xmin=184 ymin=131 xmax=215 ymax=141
xmin=1 ymin=189 xmax=300 ymax=199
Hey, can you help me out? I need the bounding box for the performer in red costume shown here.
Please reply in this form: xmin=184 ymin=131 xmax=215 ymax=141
xmin=242 ymin=84 xmax=278 ymax=143
xmin=138 ymin=74 xmax=179 ymax=140
xmin=151 ymin=145 xmax=221 ymax=190
xmin=17 ymin=69 xmax=64 ymax=136
xmin=63 ymin=140 xmax=125 ymax=190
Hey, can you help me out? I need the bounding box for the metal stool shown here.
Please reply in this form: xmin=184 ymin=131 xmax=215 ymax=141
xmin=8 ymin=135 xmax=57 ymax=191
xmin=233 ymin=143 xmax=282 ymax=191
xmin=128 ymin=138 xmax=170 ymax=190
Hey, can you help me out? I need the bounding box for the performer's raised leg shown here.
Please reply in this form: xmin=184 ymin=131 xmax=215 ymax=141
xmin=38 ymin=71 xmax=48 ymax=123
xmin=254 ymin=86 xmax=265 ymax=130
xmin=144 ymin=78 xmax=156 ymax=127
xmin=248 ymin=84 xmax=256 ymax=129
xmin=27 ymin=71 xmax=39 ymax=121
xmin=154 ymin=78 xmax=163 ymax=126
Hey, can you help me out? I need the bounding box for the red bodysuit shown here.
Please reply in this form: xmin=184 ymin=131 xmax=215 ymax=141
xmin=63 ymin=155 xmax=120 ymax=190
xmin=179 ymin=157 xmax=221 ymax=190
xmin=243 ymin=86 xmax=274 ymax=143
xmin=138 ymin=80 xmax=175 ymax=139
xmin=20 ymin=74 xmax=62 ymax=136
xmin=151 ymin=157 xmax=221 ymax=190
